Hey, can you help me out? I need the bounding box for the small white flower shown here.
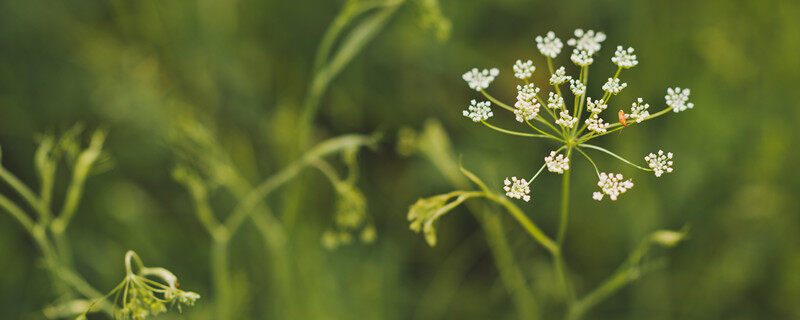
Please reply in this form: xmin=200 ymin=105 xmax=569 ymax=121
xmin=549 ymin=66 xmax=572 ymax=85
xmin=545 ymin=151 xmax=570 ymax=174
xmin=555 ymin=110 xmax=578 ymax=128
xmin=513 ymin=60 xmax=535 ymax=80
xmin=504 ymin=177 xmax=531 ymax=202
xmin=645 ymin=150 xmax=674 ymax=177
xmin=567 ymin=29 xmax=606 ymax=55
xmin=612 ymin=46 xmax=638 ymax=68
xmin=593 ymin=192 xmax=604 ymax=201
xmin=602 ymin=78 xmax=627 ymax=95
xmin=516 ymin=84 xmax=540 ymax=104
xmin=571 ymin=49 xmax=593 ymax=66
xmin=569 ymin=79 xmax=586 ymax=96
xmin=629 ymin=98 xmax=650 ymax=123
xmin=665 ymin=87 xmax=694 ymax=112
xmin=547 ymin=92 xmax=564 ymax=109
xmin=462 ymin=100 xmax=493 ymax=122
xmin=535 ymin=31 xmax=563 ymax=58
xmin=586 ymin=97 xmax=607 ymax=114
xmin=585 ymin=114 xmax=610 ymax=133
xmin=514 ymin=101 xmax=540 ymax=122
xmin=462 ymin=68 xmax=500 ymax=91
xmin=595 ymin=172 xmax=634 ymax=201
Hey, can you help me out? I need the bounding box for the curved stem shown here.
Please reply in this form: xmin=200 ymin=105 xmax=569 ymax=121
xmin=0 ymin=193 xmax=35 ymax=233
xmin=523 ymin=120 xmax=563 ymax=141
xmin=480 ymin=89 xmax=514 ymax=112
xmin=578 ymin=144 xmax=651 ymax=171
xmin=575 ymin=147 xmax=601 ymax=178
xmin=0 ymin=166 xmax=48 ymax=222
xmin=546 ymin=57 xmax=563 ymax=98
xmin=481 ymin=89 xmax=561 ymax=134
xmin=224 ymin=134 xmax=376 ymax=234
xmin=484 ymin=193 xmax=559 ymax=255
xmin=481 ymin=121 xmax=559 ymax=141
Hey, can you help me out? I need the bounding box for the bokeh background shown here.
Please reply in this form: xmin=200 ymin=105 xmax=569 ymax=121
xmin=1 ymin=0 xmax=799 ymax=319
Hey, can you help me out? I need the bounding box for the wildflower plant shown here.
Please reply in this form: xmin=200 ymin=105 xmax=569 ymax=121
xmin=76 ymin=251 xmax=199 ymax=320
xmin=409 ymin=28 xmax=692 ymax=318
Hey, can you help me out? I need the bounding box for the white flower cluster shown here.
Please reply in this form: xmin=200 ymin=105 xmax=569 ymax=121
xmin=462 ymin=68 xmax=499 ymax=91
xmin=602 ymin=77 xmax=627 ymax=95
xmin=545 ymin=151 xmax=570 ymax=174
xmin=569 ymin=79 xmax=586 ymax=96
xmin=504 ymin=177 xmax=531 ymax=202
xmin=549 ymin=66 xmax=572 ymax=85
xmin=571 ymin=49 xmax=593 ymax=66
xmin=645 ymin=150 xmax=674 ymax=177
xmin=586 ymin=97 xmax=607 ymax=114
xmin=514 ymin=104 xmax=539 ymax=122
xmin=665 ymin=87 xmax=694 ymax=112
xmin=462 ymin=99 xmax=493 ymax=122
xmin=593 ymin=172 xmax=633 ymax=201
xmin=567 ymin=29 xmax=606 ymax=55
xmin=514 ymin=59 xmax=535 ymax=80
xmin=514 ymin=84 xmax=540 ymax=122
xmin=612 ymin=46 xmax=638 ymax=68
xmin=556 ymin=110 xmax=578 ymax=128
xmin=547 ymin=92 xmax=564 ymax=109
xmin=585 ymin=114 xmax=610 ymax=133
xmin=535 ymin=31 xmax=563 ymax=58
xmin=516 ymin=83 xmax=540 ymax=103
xmin=628 ymin=98 xmax=650 ymax=123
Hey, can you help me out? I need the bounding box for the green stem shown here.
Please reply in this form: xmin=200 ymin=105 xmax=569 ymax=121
xmin=481 ymin=121 xmax=558 ymax=141
xmin=554 ymin=149 xmax=576 ymax=304
xmin=557 ymin=154 xmax=571 ymax=244
xmin=485 ymin=193 xmax=559 ymax=255
xmin=211 ymin=240 xmax=233 ymax=320
xmin=575 ymin=147 xmax=601 ymax=178
xmin=578 ymin=144 xmax=651 ymax=171
xmin=0 ymin=166 xmax=48 ymax=221
xmin=225 ymin=134 xmax=376 ymax=234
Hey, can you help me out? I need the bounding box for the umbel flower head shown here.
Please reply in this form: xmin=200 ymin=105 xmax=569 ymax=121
xmin=462 ymin=68 xmax=499 ymax=91
xmin=462 ymin=99 xmax=493 ymax=122
xmin=457 ymin=28 xmax=693 ymax=203
xmin=504 ymin=177 xmax=531 ymax=202
xmin=76 ymin=251 xmax=199 ymax=320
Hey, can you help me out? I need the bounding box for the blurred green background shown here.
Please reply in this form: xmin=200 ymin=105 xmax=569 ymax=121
xmin=1 ymin=0 xmax=799 ymax=319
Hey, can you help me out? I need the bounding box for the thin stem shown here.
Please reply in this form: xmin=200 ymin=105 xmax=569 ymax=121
xmin=572 ymin=65 xmax=589 ymax=133
xmin=225 ymin=134 xmax=376 ymax=234
xmin=0 ymin=166 xmax=47 ymax=221
xmin=484 ymin=193 xmax=559 ymax=255
xmin=575 ymin=147 xmax=601 ymax=178
xmin=522 ymin=120 xmax=563 ymax=141
xmin=480 ymin=89 xmax=514 ymax=112
xmin=546 ymin=57 xmax=563 ymax=98
xmin=482 ymin=121 xmax=558 ymax=141
xmin=526 ymin=163 xmax=548 ymax=185
xmin=481 ymin=89 xmax=560 ymax=134
xmin=578 ymin=144 xmax=651 ymax=171
xmin=0 ymin=193 xmax=35 ymax=233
